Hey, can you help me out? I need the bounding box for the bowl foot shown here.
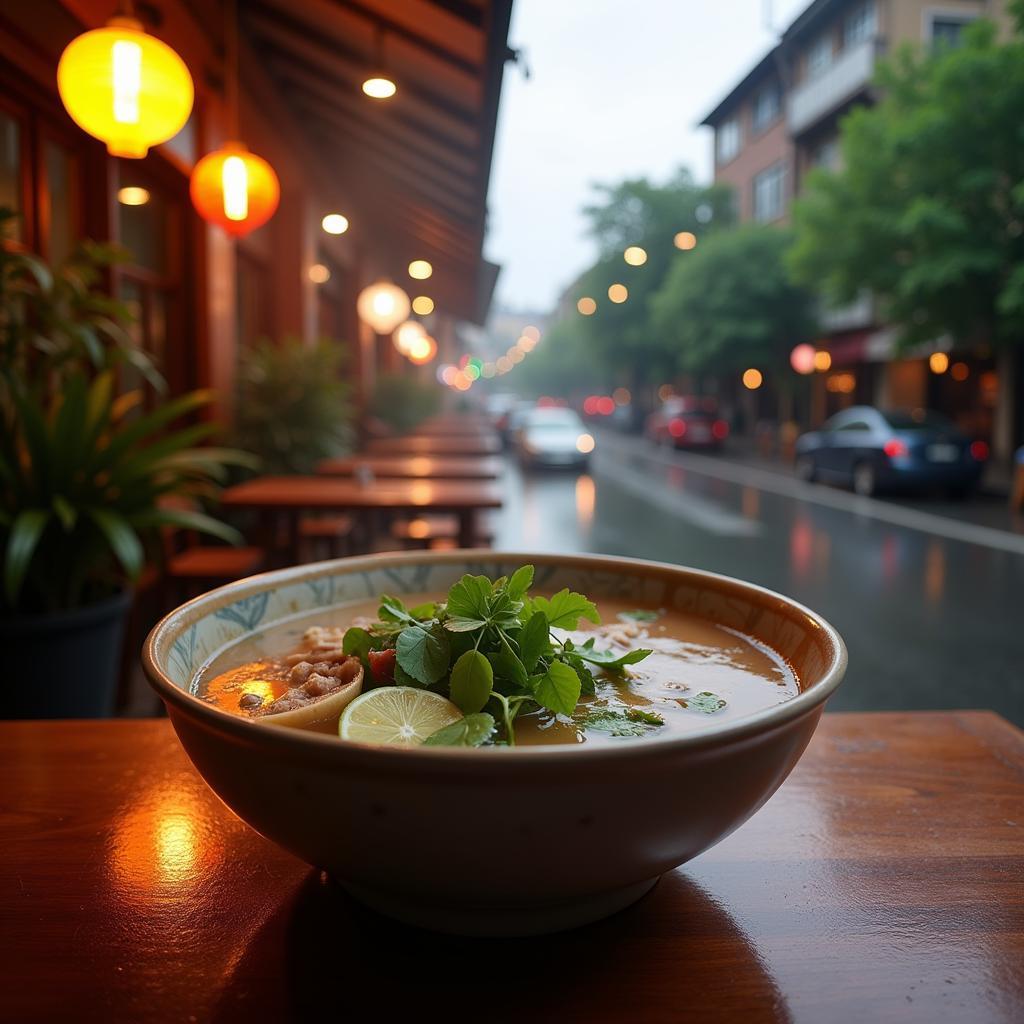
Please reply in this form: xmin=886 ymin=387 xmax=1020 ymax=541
xmin=340 ymin=876 xmax=661 ymax=937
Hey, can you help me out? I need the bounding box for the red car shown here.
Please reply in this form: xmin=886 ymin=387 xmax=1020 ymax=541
xmin=645 ymin=397 xmax=729 ymax=449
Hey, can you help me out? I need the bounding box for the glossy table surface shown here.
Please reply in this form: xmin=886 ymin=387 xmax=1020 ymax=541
xmin=315 ymin=454 xmax=504 ymax=479
xmin=221 ymin=475 xmax=504 ymax=511
xmin=2 ymin=712 xmax=1022 ymax=1023
xmin=366 ymin=433 xmax=502 ymax=456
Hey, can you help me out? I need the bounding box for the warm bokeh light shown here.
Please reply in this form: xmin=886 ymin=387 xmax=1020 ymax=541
xmin=674 ymin=231 xmax=697 ymax=250
xmin=57 ymin=17 xmax=194 ymax=158
xmin=577 ymin=296 xmax=597 ymax=315
xmin=576 ymin=432 xmax=596 ymax=454
xmin=623 ymin=245 xmax=648 ymax=266
xmin=826 ymin=372 xmax=857 ymax=394
xmin=608 ymin=283 xmax=628 ymax=303
xmin=612 ymin=387 xmax=632 ymax=405
xmin=951 ymin=361 xmax=969 ymax=381
xmin=518 ymin=335 xmax=537 ymax=352
xmin=496 ymin=355 xmax=513 ymax=373
xmin=308 ymin=263 xmax=330 ymax=284
xmin=929 ymin=352 xmax=949 ymax=374
xmin=357 ymin=280 xmax=410 ymax=333
xmin=441 ymin=365 xmax=458 ymax=386
xmin=509 ymin=348 xmax=525 ymax=364
xmin=190 ymin=143 xmax=280 ymax=237
xmin=321 ymin=213 xmax=349 ymax=235
xmin=117 ymin=186 xmax=150 ymax=206
xmin=575 ymin=474 xmax=595 ymax=528
xmin=408 ymin=259 xmax=433 ymax=280
xmin=742 ymin=368 xmax=763 ymax=390
xmin=482 ymin=362 xmax=496 ymax=378
xmin=362 ymin=75 xmax=396 ymax=99
xmin=657 ymin=384 xmax=675 ymax=402
xmin=522 ymin=325 xmax=540 ymax=341
xmin=393 ymin=319 xmax=426 ymax=355
xmin=813 ymin=350 xmax=832 ymax=372
xmin=406 ymin=334 xmax=437 ymax=365
xmin=412 ymin=295 xmax=434 ymax=315
xmin=790 ymin=343 xmax=816 ymax=375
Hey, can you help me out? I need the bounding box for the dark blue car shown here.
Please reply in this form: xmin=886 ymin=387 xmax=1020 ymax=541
xmin=794 ymin=406 xmax=988 ymax=497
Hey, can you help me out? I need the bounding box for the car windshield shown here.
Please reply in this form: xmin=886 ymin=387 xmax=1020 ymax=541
xmin=524 ymin=410 xmax=582 ymax=431
xmin=884 ymin=410 xmax=956 ymax=432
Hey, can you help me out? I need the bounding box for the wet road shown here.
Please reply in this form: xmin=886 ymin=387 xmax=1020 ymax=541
xmin=494 ymin=430 xmax=1024 ymax=726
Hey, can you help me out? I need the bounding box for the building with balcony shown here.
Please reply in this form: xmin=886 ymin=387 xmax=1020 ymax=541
xmin=701 ymin=0 xmax=1014 ymax=443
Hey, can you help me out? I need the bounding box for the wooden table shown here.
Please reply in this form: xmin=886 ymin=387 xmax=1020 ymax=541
xmin=222 ymin=475 xmax=503 ymax=550
xmin=414 ymin=415 xmax=495 ymax=436
xmin=315 ymin=454 xmax=504 ymax=479
xmin=3 ymin=712 xmax=1021 ymax=1023
xmin=366 ymin=434 xmax=502 ymax=456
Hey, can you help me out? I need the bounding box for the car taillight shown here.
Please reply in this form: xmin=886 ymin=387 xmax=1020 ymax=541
xmin=669 ymin=418 xmax=687 ymax=438
xmin=712 ymin=419 xmax=729 ymax=440
xmin=970 ymin=440 xmax=989 ymax=461
xmin=883 ymin=439 xmax=908 ymax=458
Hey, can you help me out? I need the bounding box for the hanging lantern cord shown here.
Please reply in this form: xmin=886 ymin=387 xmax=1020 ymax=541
xmin=226 ymin=0 xmax=240 ymax=137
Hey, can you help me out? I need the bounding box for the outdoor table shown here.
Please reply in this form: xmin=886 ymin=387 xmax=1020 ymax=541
xmin=315 ymin=454 xmax=504 ymax=479
xmin=366 ymin=434 xmax=502 ymax=456
xmin=221 ymin=475 xmax=503 ymax=551
xmin=413 ymin=415 xmax=495 ymax=435
xmin=3 ymin=712 xmax=1022 ymax=1022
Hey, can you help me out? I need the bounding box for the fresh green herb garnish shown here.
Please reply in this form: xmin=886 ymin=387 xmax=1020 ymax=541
xmin=684 ymin=691 xmax=727 ymax=714
xmin=352 ymin=566 xmax=653 ymax=746
xmin=576 ymin=706 xmax=665 ymax=738
xmin=619 ymin=609 xmax=661 ymax=623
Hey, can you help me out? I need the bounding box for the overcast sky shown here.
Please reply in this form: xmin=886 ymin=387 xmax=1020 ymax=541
xmin=485 ymin=0 xmax=807 ymax=312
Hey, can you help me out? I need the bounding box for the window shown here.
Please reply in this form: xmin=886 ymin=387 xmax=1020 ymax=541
xmin=811 ymin=137 xmax=840 ymax=170
xmin=930 ymin=15 xmax=974 ymax=49
xmin=753 ymin=162 xmax=786 ymax=222
xmin=752 ymin=84 xmax=781 ymax=133
xmin=716 ymin=118 xmax=741 ymax=164
xmin=844 ymin=2 xmax=876 ymax=47
xmin=806 ymin=34 xmax=833 ymax=79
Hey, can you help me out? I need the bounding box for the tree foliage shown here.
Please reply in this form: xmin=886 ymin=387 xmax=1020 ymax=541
xmin=651 ymin=226 xmax=817 ymax=373
xmin=788 ymin=18 xmax=1024 ymax=348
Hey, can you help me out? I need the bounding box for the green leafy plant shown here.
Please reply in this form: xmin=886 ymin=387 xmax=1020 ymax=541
xmin=369 ymin=372 xmax=441 ymax=434
xmin=0 ymin=211 xmax=252 ymax=613
xmin=342 ymin=565 xmax=654 ymax=746
xmin=232 ymin=337 xmax=355 ymax=474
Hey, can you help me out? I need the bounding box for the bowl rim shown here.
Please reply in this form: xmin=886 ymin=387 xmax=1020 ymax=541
xmin=143 ymin=549 xmax=847 ymax=764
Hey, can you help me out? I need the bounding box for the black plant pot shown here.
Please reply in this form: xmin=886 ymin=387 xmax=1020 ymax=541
xmin=1 ymin=590 xmax=132 ymax=718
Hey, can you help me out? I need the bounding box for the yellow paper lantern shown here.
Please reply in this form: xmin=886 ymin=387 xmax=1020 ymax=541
xmin=357 ymin=281 xmax=411 ymax=334
xmin=189 ymin=143 xmax=280 ymax=238
xmin=57 ymin=17 xmax=193 ymax=158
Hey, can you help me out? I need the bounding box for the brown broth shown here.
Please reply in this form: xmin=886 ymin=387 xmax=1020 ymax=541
xmin=196 ymin=595 xmax=800 ymax=745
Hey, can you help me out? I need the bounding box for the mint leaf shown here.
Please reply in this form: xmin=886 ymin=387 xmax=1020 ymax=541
xmin=685 ymin=691 xmax=727 ymax=714
xmin=578 ymin=706 xmax=664 ymax=737
xmin=394 ymin=662 xmax=425 ymax=688
xmin=409 ymin=601 xmax=437 ymax=620
xmin=446 ymin=574 xmax=492 ymax=621
xmin=575 ymin=641 xmax=652 ymax=673
xmin=532 ymin=588 xmax=600 ymax=630
xmin=424 ymin=712 xmax=496 ymax=747
xmin=445 ymin=615 xmax=489 ymax=633
xmin=518 ymin=611 xmax=550 ymax=672
xmin=395 ymin=623 xmax=450 ymax=685
xmin=532 ymin=660 xmax=581 ymax=717
xmin=379 ymin=594 xmax=414 ymax=624
xmin=561 ymin=652 xmax=597 ymax=696
xmin=507 ymin=565 xmax=534 ymax=598
xmin=450 ymin=650 xmax=494 ymax=714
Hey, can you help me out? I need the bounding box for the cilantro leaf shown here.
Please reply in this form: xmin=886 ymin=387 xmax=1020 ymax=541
xmin=685 ymin=691 xmax=727 ymax=714
xmin=531 ymin=660 xmax=582 ymax=717
xmin=577 ymin=706 xmax=664 ymax=737
xmin=342 ymin=626 xmax=372 ymax=665
xmin=518 ymin=611 xmax=550 ymax=672
xmin=507 ymin=565 xmax=534 ymax=598
xmin=532 ymin=588 xmax=600 ymax=630
xmin=561 ymin=651 xmax=597 ymax=696
xmin=574 ymin=640 xmax=653 ymax=673
xmin=424 ymin=713 xmax=496 ymax=747
xmin=395 ymin=623 xmax=450 ymax=685
xmin=379 ymin=595 xmax=415 ymax=624
xmin=446 ymin=574 xmax=492 ymax=621
xmin=619 ymin=609 xmax=660 ymax=623
xmin=450 ymin=650 xmax=494 ymax=714
xmin=488 ymin=650 xmax=529 ymax=689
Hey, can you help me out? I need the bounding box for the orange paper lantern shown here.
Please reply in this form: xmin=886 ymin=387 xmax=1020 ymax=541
xmin=189 ymin=142 xmax=279 ymax=237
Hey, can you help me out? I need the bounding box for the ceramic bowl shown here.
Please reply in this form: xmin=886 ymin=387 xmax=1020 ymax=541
xmin=144 ymin=551 xmax=846 ymax=936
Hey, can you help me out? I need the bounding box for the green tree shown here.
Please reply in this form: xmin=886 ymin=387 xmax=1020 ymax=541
xmin=650 ymin=225 xmax=817 ymax=374
xmin=788 ymin=17 xmax=1024 ymax=351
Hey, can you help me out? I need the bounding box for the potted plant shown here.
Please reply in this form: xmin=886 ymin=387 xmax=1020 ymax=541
xmin=368 ymin=371 xmax=441 ymax=435
xmin=232 ymin=336 xmax=355 ymax=473
xmin=0 ymin=211 xmax=250 ymax=717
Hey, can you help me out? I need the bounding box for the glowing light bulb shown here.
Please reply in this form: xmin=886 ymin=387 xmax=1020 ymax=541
xmin=111 ymin=40 xmax=141 ymax=123
xmin=222 ymin=155 xmax=248 ymax=221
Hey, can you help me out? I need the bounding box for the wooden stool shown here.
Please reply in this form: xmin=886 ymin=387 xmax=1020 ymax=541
xmin=390 ymin=514 xmax=493 ymax=550
xmin=299 ymin=515 xmax=355 ymax=561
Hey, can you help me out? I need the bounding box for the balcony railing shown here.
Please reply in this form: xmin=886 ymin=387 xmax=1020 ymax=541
xmin=788 ymin=38 xmax=879 ymax=135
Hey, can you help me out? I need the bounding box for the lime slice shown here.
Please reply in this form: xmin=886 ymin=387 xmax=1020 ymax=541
xmin=339 ymin=686 xmax=463 ymax=747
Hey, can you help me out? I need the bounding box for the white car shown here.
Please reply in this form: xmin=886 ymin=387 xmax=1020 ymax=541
xmin=514 ymin=408 xmax=595 ymax=468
